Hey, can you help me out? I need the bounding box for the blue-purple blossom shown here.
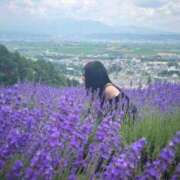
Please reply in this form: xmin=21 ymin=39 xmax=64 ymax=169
xmin=103 ymin=138 xmax=147 ymax=180
xmin=136 ymin=131 xmax=180 ymax=180
xmin=0 ymin=82 xmax=179 ymax=179
xmin=171 ymin=163 xmax=180 ymax=180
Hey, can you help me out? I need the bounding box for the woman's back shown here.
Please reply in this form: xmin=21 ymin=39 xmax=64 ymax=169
xmin=83 ymin=61 xmax=137 ymax=121
xmin=102 ymin=82 xmax=137 ymax=121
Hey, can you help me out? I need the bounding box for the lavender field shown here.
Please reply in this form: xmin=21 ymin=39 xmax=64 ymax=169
xmin=0 ymin=82 xmax=180 ymax=180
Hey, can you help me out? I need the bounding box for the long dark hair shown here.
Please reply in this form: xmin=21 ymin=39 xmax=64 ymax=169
xmin=83 ymin=61 xmax=111 ymax=98
xmin=83 ymin=61 xmax=137 ymax=120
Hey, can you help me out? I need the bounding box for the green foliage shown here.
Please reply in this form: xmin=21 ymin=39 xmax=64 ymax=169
xmin=0 ymin=44 xmax=79 ymax=86
xmin=121 ymin=110 xmax=180 ymax=160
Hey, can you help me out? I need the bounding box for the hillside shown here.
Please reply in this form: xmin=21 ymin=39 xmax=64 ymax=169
xmin=0 ymin=44 xmax=79 ymax=86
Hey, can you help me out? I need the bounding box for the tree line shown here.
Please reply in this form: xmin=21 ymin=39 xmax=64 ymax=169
xmin=0 ymin=44 xmax=79 ymax=86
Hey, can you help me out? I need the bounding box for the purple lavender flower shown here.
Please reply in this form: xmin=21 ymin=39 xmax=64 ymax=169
xmin=137 ymin=131 xmax=180 ymax=180
xmin=171 ymin=163 xmax=180 ymax=180
xmin=103 ymin=138 xmax=146 ymax=180
xmin=6 ymin=160 xmax=23 ymax=179
xmin=0 ymin=82 xmax=179 ymax=179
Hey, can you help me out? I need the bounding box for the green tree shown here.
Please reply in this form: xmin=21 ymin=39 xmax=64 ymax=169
xmin=0 ymin=44 xmax=79 ymax=87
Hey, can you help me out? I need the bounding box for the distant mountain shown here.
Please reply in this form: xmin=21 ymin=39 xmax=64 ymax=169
xmin=1 ymin=18 xmax=180 ymax=41
xmin=0 ymin=18 xmax=173 ymax=35
xmin=0 ymin=18 xmax=114 ymax=35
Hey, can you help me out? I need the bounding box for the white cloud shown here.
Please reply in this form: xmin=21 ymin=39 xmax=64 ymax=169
xmin=0 ymin=0 xmax=180 ymax=32
xmin=134 ymin=0 xmax=169 ymax=8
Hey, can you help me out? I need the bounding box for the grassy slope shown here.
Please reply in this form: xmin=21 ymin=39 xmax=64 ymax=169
xmin=121 ymin=110 xmax=180 ymax=160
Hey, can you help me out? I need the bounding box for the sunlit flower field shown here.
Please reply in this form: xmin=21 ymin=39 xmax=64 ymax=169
xmin=0 ymin=82 xmax=180 ymax=180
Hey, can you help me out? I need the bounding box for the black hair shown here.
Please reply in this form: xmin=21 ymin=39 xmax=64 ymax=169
xmin=83 ymin=61 xmax=111 ymax=98
xmin=83 ymin=61 xmax=137 ymax=121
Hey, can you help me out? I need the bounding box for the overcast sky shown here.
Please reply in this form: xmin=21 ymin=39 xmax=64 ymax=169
xmin=0 ymin=0 xmax=180 ymax=33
